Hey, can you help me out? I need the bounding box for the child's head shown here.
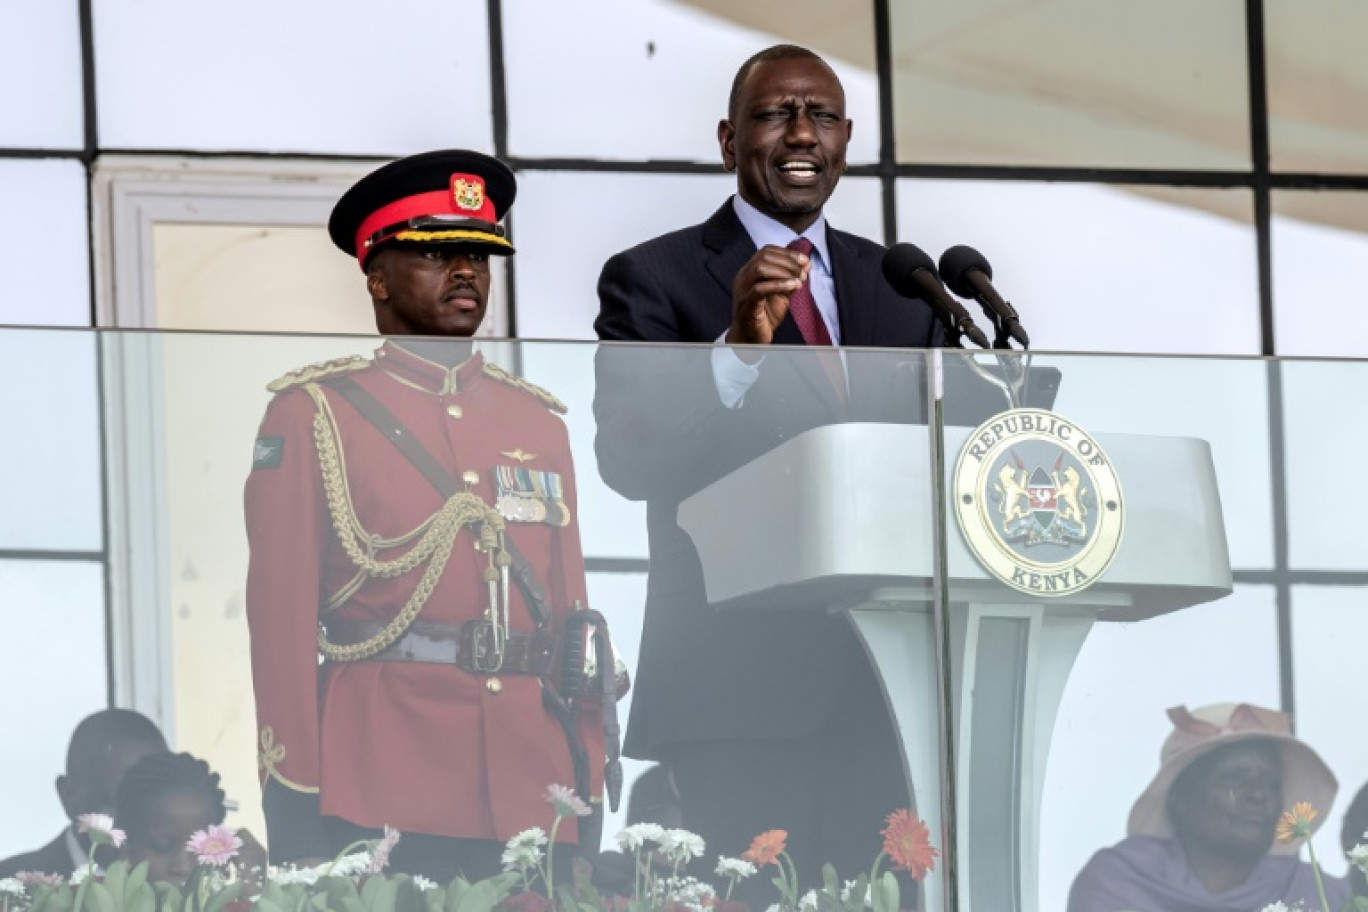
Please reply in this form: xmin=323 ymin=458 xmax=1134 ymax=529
xmin=115 ymin=751 xmax=228 ymax=886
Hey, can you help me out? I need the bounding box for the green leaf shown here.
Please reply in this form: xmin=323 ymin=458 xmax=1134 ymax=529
xmin=364 ymin=878 xmax=397 ymax=912
xmin=125 ymin=863 xmax=150 ymax=903
xmin=1352 ymin=898 xmax=1368 ymax=912
xmin=256 ymin=899 xmax=290 ymax=912
xmin=442 ymin=880 xmax=467 ymax=912
xmin=202 ymin=881 xmax=244 ymax=912
xmin=126 ymin=883 xmax=155 ymax=912
xmin=870 ymin=872 xmax=899 ymax=912
xmin=450 ymin=874 xmax=516 ymax=912
xmin=103 ymin=861 xmax=129 ymax=906
xmin=85 ymin=882 xmax=116 ymax=912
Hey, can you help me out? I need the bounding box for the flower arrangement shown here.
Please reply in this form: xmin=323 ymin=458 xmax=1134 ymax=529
xmin=0 ymin=788 xmax=935 ymax=912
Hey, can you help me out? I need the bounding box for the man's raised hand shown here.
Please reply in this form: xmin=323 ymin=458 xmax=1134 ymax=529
xmin=724 ymin=245 xmax=811 ymax=357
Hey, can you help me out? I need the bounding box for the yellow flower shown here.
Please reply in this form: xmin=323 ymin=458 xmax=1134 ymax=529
xmin=1276 ymin=802 xmax=1318 ymax=842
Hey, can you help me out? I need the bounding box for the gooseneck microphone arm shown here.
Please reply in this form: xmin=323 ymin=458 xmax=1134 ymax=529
xmin=880 ymin=243 xmax=990 ymax=349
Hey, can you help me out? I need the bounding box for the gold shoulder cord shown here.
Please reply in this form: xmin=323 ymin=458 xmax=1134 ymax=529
xmin=303 ymin=383 xmax=506 ymax=662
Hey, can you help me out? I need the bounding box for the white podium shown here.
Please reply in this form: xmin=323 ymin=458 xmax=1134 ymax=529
xmin=677 ymin=423 xmax=1232 ymax=912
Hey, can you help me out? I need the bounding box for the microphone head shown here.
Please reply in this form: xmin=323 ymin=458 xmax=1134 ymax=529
xmin=938 ymin=245 xmax=992 ymax=299
xmin=881 ymin=242 xmax=939 ymax=290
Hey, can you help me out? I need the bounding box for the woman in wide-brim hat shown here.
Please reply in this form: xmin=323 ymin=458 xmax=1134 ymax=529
xmin=1068 ymin=702 xmax=1349 ymax=912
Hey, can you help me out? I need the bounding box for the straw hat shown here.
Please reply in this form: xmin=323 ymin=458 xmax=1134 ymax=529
xmin=1127 ymin=702 xmax=1337 ymax=854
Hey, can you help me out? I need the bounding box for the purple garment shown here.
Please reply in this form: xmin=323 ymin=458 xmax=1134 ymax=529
xmin=1068 ymin=836 xmax=1352 ymax=912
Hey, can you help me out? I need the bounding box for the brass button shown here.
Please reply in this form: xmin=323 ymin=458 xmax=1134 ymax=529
xmin=446 ymin=404 xmax=463 ymax=419
xmin=485 ymin=677 xmax=503 ymax=694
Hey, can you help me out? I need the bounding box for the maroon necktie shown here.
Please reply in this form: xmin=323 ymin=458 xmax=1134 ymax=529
xmin=786 ymin=238 xmax=833 ymax=346
xmin=786 ymin=238 xmax=846 ymax=409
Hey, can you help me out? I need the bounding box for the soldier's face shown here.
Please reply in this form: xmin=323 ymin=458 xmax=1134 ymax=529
xmin=719 ymin=56 xmax=851 ymax=233
xmin=368 ymin=244 xmax=492 ymax=337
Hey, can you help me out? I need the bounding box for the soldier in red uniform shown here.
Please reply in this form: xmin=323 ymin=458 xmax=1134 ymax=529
xmin=244 ymin=150 xmax=614 ymax=881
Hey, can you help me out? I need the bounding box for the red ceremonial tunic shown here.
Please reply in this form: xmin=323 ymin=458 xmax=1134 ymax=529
xmin=244 ymin=342 xmax=602 ymax=847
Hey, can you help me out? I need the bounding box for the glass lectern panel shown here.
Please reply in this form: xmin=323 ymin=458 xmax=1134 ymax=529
xmin=939 ymin=349 xmax=1363 ymax=912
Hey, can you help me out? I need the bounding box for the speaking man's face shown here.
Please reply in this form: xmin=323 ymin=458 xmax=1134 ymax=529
xmin=719 ymin=56 xmax=852 ymax=233
xmin=368 ymin=243 xmax=492 ymax=337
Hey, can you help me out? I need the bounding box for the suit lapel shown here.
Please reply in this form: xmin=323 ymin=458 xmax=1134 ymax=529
xmin=828 ymin=225 xmax=878 ymax=346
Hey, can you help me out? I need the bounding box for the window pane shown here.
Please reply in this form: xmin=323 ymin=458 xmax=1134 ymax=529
xmin=1272 ymin=191 xmax=1368 ymax=358
xmin=0 ymin=1 xmax=83 ymax=149
xmin=1290 ymin=585 xmax=1368 ymax=880
xmin=0 ymin=159 xmax=90 ymax=326
xmin=890 ymin=0 xmax=1250 ymax=169
xmin=1267 ymin=1 xmax=1368 ymax=173
xmin=0 ymin=328 xmax=103 ymax=551
xmin=94 ymin=0 xmax=492 ymax=154
xmin=1282 ymin=360 xmax=1368 ymax=570
xmin=504 ymin=0 xmax=879 ymax=164
xmin=0 ymin=560 xmax=107 ymax=859
xmin=896 ymin=180 xmax=1260 ymax=354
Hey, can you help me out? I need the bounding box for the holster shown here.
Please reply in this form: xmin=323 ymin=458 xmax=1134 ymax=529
xmin=543 ymin=606 xmax=625 ymax=815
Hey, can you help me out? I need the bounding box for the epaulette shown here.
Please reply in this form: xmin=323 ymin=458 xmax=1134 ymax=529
xmin=266 ymin=355 xmax=371 ymax=393
xmin=482 ymin=362 xmax=568 ymax=414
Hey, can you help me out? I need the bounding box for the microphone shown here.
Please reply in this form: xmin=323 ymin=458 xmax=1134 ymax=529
xmin=939 ymin=245 xmax=1029 ymax=348
xmin=881 ymin=243 xmax=990 ymax=348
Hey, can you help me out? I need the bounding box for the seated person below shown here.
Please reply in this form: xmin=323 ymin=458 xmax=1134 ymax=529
xmin=1340 ymin=779 xmax=1368 ymax=897
xmin=0 ymin=708 xmax=166 ymax=879
xmin=1069 ymin=702 xmax=1349 ymax=912
xmin=115 ymin=751 xmax=264 ymax=886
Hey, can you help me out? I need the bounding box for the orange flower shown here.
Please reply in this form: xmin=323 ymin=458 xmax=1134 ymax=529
xmin=741 ymin=829 xmax=787 ymax=867
xmin=1276 ymin=802 xmax=1318 ymax=843
xmin=881 ymin=809 xmax=938 ymax=880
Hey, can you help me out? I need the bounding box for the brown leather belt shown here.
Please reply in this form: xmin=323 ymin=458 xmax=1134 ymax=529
xmin=325 ymin=618 xmax=556 ymax=675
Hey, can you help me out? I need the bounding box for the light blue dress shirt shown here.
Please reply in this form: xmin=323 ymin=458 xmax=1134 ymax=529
xmin=712 ymin=196 xmax=841 ymax=407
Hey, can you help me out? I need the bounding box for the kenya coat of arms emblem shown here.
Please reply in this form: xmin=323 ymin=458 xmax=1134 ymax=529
xmin=954 ymin=409 xmax=1124 ymax=596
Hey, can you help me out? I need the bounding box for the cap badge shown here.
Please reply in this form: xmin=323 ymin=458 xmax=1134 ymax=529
xmin=452 ymin=177 xmax=485 ymax=212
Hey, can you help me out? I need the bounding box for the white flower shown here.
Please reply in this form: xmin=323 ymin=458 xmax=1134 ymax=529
xmin=1259 ymin=903 xmax=1292 ymax=912
xmin=1350 ymin=843 xmax=1368 ymax=875
xmin=411 ymin=875 xmax=438 ymax=893
xmin=798 ymin=890 xmax=819 ymax=912
xmin=75 ymin=815 xmax=125 ymax=849
xmin=0 ymin=879 xmax=24 ymax=898
xmin=659 ymin=828 xmax=706 ymax=865
xmin=615 ymin=823 xmax=665 ymax=852
xmin=500 ymin=844 xmax=542 ymax=872
xmin=68 ymin=866 xmax=102 ymax=886
xmin=506 ymin=828 xmax=548 ymax=850
xmin=841 ymin=880 xmax=871 ymax=907
xmin=714 ymin=857 xmax=757 ymax=880
xmin=662 ymin=876 xmax=715 ymax=912
xmin=329 ymin=853 xmax=371 ymax=877
xmin=764 ymin=905 xmax=783 ymax=912
xmin=268 ymin=865 xmax=321 ymax=886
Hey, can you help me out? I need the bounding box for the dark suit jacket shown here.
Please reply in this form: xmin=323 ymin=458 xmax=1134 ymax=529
xmin=593 ymin=199 xmax=942 ymax=758
xmin=0 ymin=830 xmax=75 ymax=879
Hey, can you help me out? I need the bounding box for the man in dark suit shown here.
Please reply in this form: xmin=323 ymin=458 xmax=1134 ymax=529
xmin=0 ymin=709 xmax=166 ymax=879
xmin=593 ymin=44 xmax=942 ymax=898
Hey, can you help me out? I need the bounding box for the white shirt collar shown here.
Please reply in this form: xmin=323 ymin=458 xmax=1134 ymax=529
xmin=731 ymin=195 xmax=832 ymax=274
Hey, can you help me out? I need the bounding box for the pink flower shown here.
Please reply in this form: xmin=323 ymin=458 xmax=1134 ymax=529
xmin=544 ymin=784 xmax=591 ymax=818
xmin=186 ymin=825 xmax=242 ymax=867
xmin=16 ymin=872 xmax=64 ymax=887
xmin=76 ymin=814 xmax=126 ymax=849
xmin=366 ymin=827 xmax=401 ymax=874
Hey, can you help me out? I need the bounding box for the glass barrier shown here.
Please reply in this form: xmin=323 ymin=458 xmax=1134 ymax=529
xmin=939 ymin=349 xmax=1368 ymax=912
xmin=2 ymin=327 xmax=1364 ymax=912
